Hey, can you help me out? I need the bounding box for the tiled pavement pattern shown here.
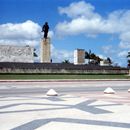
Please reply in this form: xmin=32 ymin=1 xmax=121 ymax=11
xmin=0 ymin=92 xmax=130 ymax=130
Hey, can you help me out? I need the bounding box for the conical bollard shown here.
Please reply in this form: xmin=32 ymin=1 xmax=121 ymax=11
xmin=104 ymin=87 xmax=115 ymax=94
xmin=46 ymin=89 xmax=58 ymax=96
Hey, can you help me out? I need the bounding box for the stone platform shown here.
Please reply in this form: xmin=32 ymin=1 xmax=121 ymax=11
xmin=0 ymin=90 xmax=130 ymax=130
xmin=0 ymin=62 xmax=128 ymax=74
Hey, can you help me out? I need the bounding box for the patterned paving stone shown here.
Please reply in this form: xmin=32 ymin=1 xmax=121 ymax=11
xmin=0 ymin=93 xmax=130 ymax=130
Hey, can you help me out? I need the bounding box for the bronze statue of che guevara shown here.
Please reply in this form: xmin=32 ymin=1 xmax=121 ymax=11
xmin=42 ymin=22 xmax=49 ymax=39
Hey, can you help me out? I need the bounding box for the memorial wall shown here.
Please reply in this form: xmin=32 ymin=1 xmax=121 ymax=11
xmin=0 ymin=45 xmax=34 ymax=63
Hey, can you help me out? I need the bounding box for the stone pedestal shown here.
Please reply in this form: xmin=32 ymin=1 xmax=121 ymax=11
xmin=41 ymin=38 xmax=51 ymax=63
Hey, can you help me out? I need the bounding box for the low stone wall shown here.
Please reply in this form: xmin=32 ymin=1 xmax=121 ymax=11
xmin=0 ymin=62 xmax=128 ymax=74
xmin=0 ymin=68 xmax=128 ymax=74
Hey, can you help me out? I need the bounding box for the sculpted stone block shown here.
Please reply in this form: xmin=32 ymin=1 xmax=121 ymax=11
xmin=0 ymin=45 xmax=34 ymax=63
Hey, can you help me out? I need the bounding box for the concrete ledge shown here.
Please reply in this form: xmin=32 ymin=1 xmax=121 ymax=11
xmin=0 ymin=79 xmax=130 ymax=83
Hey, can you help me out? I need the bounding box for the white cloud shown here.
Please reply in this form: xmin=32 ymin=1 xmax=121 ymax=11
xmin=104 ymin=10 xmax=130 ymax=33
xmin=56 ymin=17 xmax=104 ymax=36
xmin=0 ymin=20 xmax=41 ymax=40
xmin=56 ymin=1 xmax=130 ymax=37
xmin=0 ymin=20 xmax=41 ymax=47
xmin=101 ymin=45 xmax=117 ymax=54
xmin=58 ymin=1 xmax=99 ymax=19
xmin=119 ymin=41 xmax=130 ymax=49
xmin=51 ymin=44 xmax=73 ymax=63
xmin=56 ymin=1 xmax=103 ymax=36
xmin=119 ymin=31 xmax=130 ymax=49
xmin=118 ymin=50 xmax=128 ymax=57
xmin=120 ymin=31 xmax=130 ymax=42
xmin=48 ymin=31 xmax=54 ymax=38
xmin=0 ymin=20 xmax=54 ymax=47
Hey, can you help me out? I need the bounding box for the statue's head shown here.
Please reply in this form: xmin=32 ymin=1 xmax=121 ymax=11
xmin=45 ymin=22 xmax=48 ymax=25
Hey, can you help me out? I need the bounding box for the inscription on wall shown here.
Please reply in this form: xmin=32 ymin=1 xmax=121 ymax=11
xmin=0 ymin=45 xmax=34 ymax=63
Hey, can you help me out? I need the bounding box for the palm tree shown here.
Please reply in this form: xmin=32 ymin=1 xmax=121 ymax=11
xmin=107 ymin=57 xmax=112 ymax=64
xmin=33 ymin=48 xmax=38 ymax=57
xmin=62 ymin=59 xmax=70 ymax=64
xmin=127 ymin=52 xmax=130 ymax=58
xmin=127 ymin=52 xmax=130 ymax=67
xmin=95 ymin=56 xmax=103 ymax=64
xmin=89 ymin=53 xmax=96 ymax=64
xmin=85 ymin=50 xmax=91 ymax=64
xmin=91 ymin=53 xmax=103 ymax=65
xmin=85 ymin=50 xmax=102 ymax=65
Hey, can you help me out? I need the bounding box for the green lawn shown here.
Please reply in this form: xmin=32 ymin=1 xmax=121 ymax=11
xmin=0 ymin=74 xmax=129 ymax=80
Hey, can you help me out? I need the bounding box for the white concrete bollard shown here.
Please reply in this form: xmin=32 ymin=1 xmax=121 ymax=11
xmin=104 ymin=87 xmax=115 ymax=94
xmin=46 ymin=89 xmax=58 ymax=96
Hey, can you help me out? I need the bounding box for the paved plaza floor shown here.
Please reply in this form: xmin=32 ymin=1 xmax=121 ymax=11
xmin=0 ymin=80 xmax=130 ymax=130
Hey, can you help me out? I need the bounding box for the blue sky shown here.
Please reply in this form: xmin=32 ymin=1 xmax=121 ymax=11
xmin=0 ymin=0 xmax=130 ymax=66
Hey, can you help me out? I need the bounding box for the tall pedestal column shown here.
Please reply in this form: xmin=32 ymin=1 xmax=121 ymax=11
xmin=41 ymin=38 xmax=51 ymax=63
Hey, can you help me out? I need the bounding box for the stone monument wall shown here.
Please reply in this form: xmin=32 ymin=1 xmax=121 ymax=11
xmin=0 ymin=45 xmax=34 ymax=63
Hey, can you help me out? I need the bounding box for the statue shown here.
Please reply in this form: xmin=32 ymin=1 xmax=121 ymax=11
xmin=42 ymin=22 xmax=49 ymax=39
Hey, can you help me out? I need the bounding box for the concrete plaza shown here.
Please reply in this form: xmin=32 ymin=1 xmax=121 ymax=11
xmin=0 ymin=80 xmax=130 ymax=130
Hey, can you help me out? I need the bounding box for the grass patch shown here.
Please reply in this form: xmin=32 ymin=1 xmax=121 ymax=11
xmin=0 ymin=73 xmax=129 ymax=80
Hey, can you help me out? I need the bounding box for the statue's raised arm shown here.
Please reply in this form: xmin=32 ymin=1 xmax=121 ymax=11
xmin=42 ymin=22 xmax=49 ymax=39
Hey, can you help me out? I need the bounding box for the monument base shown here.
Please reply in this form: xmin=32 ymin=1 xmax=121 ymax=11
xmin=41 ymin=38 xmax=51 ymax=63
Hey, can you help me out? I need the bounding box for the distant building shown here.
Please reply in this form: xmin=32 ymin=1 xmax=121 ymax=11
xmin=0 ymin=45 xmax=34 ymax=63
xmin=100 ymin=60 xmax=111 ymax=66
xmin=74 ymin=49 xmax=85 ymax=65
